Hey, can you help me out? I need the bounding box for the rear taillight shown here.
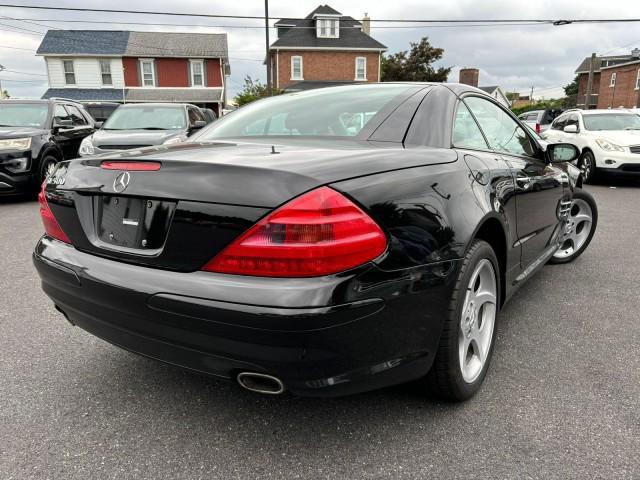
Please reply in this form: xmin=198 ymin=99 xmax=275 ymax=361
xmin=202 ymin=186 xmax=387 ymax=277
xmin=38 ymin=183 xmax=71 ymax=244
xmin=101 ymin=161 xmax=161 ymax=171
xmin=535 ymin=123 xmax=541 ymax=134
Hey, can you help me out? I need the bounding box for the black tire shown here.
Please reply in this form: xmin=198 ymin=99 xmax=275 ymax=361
xmin=38 ymin=155 xmax=59 ymax=185
xmin=549 ymin=189 xmax=598 ymax=264
xmin=424 ymin=239 xmax=500 ymax=401
xmin=579 ymin=150 xmax=597 ymax=184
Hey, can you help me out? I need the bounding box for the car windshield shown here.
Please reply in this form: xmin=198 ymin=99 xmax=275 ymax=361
xmin=192 ymin=84 xmax=413 ymax=140
xmin=582 ymin=113 xmax=640 ymax=131
xmin=102 ymin=106 xmax=186 ymax=130
xmin=0 ymin=103 xmax=49 ymax=128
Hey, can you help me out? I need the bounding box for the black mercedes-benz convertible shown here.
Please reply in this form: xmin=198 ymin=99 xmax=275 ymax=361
xmin=33 ymin=83 xmax=597 ymax=400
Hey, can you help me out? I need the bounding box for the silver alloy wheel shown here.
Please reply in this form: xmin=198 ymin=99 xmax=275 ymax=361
xmin=553 ymin=198 xmax=593 ymax=259
xmin=580 ymin=154 xmax=593 ymax=180
xmin=458 ymin=259 xmax=497 ymax=383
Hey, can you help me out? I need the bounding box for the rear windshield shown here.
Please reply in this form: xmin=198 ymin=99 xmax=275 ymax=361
xmin=86 ymin=105 xmax=118 ymax=122
xmin=582 ymin=113 xmax=640 ymax=131
xmin=192 ymin=84 xmax=413 ymax=140
xmin=0 ymin=103 xmax=48 ymax=128
xmin=103 ymin=106 xmax=186 ymax=130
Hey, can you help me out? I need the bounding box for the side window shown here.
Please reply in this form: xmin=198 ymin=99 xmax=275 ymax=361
xmin=551 ymin=115 xmax=567 ymax=130
xmin=188 ymin=107 xmax=204 ymax=124
xmin=452 ymin=102 xmax=489 ymax=150
xmin=65 ymin=105 xmax=88 ymax=126
xmin=53 ymin=104 xmax=71 ymax=124
xmin=465 ymin=96 xmax=535 ymax=157
xmin=566 ymin=113 xmax=579 ymax=128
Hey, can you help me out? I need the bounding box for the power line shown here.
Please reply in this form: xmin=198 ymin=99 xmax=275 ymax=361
xmin=0 ymin=17 xmax=551 ymax=29
xmin=0 ymin=43 xmax=36 ymax=50
xmin=3 ymin=68 xmax=47 ymax=76
xmin=0 ymin=4 xmax=639 ymax=25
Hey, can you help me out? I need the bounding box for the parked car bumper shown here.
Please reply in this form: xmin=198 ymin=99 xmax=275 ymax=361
xmin=594 ymin=149 xmax=640 ymax=169
xmin=0 ymin=151 xmax=36 ymax=195
xmin=33 ymin=236 xmax=455 ymax=397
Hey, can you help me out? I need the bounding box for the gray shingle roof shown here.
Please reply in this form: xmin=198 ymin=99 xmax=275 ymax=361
xmin=37 ymin=31 xmax=129 ymax=55
xmin=37 ymin=30 xmax=228 ymax=58
xmin=126 ymin=88 xmax=222 ymax=102
xmin=41 ymin=88 xmax=125 ymax=101
xmin=41 ymin=88 xmax=222 ymax=103
xmin=478 ymin=86 xmax=499 ymax=93
xmin=575 ymin=54 xmax=637 ymax=73
xmin=126 ymin=32 xmax=228 ymax=58
xmin=271 ymin=5 xmax=386 ymax=50
xmin=306 ymin=5 xmax=342 ymax=17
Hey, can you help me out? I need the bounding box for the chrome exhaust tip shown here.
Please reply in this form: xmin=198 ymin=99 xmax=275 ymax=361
xmin=237 ymin=372 xmax=285 ymax=395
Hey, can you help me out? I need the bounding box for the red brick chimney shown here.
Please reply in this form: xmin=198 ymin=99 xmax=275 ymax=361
xmin=459 ymin=68 xmax=479 ymax=87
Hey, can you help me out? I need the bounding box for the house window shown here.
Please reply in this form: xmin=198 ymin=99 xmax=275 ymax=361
xmin=140 ymin=59 xmax=155 ymax=87
xmin=317 ymin=18 xmax=339 ymax=38
xmin=63 ymin=60 xmax=75 ymax=85
xmin=636 ymin=69 xmax=640 ymax=90
xmin=99 ymin=60 xmax=112 ymax=85
xmin=355 ymin=57 xmax=367 ymax=81
xmin=610 ymin=72 xmax=616 ymax=87
xmin=190 ymin=60 xmax=204 ymax=87
xmin=291 ymin=56 xmax=303 ymax=80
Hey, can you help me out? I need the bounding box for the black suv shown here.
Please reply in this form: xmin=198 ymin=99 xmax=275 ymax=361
xmin=0 ymin=98 xmax=95 ymax=196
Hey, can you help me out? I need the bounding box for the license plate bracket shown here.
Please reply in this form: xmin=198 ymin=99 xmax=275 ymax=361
xmin=93 ymin=195 xmax=175 ymax=251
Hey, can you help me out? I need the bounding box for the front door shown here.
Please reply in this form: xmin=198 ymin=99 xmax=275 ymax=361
xmin=464 ymin=96 xmax=565 ymax=270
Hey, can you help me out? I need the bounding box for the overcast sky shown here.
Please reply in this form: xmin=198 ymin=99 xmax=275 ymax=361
xmin=0 ymin=0 xmax=639 ymax=100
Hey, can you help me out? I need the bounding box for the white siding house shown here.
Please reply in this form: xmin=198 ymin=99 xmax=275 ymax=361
xmin=45 ymin=57 xmax=125 ymax=89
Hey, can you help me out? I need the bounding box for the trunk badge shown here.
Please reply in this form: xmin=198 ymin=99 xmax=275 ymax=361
xmin=113 ymin=171 xmax=131 ymax=193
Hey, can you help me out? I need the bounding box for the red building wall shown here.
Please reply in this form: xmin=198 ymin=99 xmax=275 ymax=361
xmin=123 ymin=57 xmax=139 ymax=87
xmin=123 ymin=57 xmax=224 ymax=87
xmin=597 ymin=64 xmax=640 ymax=109
xmin=156 ymin=58 xmax=189 ymax=87
xmin=272 ymin=51 xmax=380 ymax=89
xmin=207 ymin=59 xmax=222 ymax=87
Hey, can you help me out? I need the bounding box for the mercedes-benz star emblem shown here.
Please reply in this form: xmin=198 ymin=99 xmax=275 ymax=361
xmin=113 ymin=171 xmax=131 ymax=193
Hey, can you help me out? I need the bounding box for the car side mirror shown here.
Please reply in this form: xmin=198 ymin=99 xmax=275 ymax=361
xmin=191 ymin=120 xmax=207 ymax=131
xmin=94 ymin=121 xmax=103 ymax=129
xmin=548 ymin=143 xmax=580 ymax=163
xmin=563 ymin=124 xmax=578 ymax=134
xmin=53 ymin=119 xmax=73 ymax=132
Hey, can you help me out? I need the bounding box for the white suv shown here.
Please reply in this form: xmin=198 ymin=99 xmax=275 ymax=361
xmin=541 ymin=109 xmax=640 ymax=182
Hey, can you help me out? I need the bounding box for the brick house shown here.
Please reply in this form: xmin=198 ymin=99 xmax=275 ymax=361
xmin=37 ymin=30 xmax=230 ymax=115
xmin=574 ymin=48 xmax=640 ymax=109
xmin=268 ymin=5 xmax=387 ymax=91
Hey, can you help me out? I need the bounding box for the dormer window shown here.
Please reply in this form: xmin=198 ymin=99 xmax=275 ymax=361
xmin=317 ymin=17 xmax=339 ymax=38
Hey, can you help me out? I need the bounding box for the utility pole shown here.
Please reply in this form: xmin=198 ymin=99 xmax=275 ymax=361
xmin=529 ymin=86 xmax=534 ymax=105
xmin=264 ymin=0 xmax=272 ymax=96
xmin=585 ymin=52 xmax=596 ymax=109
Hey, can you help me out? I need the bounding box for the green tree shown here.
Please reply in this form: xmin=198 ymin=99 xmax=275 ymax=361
xmin=564 ymin=75 xmax=579 ymax=97
xmin=381 ymin=37 xmax=451 ymax=82
xmin=234 ymin=76 xmax=281 ymax=107
xmin=0 ymin=89 xmax=9 ymax=99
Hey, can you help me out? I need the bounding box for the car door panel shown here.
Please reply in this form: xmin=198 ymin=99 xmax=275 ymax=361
xmin=463 ymin=95 xmax=565 ymax=271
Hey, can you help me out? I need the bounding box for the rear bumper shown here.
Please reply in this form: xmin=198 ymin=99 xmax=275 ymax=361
xmin=33 ymin=236 xmax=457 ymax=396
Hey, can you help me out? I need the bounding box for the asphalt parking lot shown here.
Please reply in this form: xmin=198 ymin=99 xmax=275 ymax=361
xmin=1 ymin=180 xmax=639 ymax=479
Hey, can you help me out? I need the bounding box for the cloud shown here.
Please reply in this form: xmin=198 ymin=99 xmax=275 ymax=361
xmin=0 ymin=0 xmax=638 ymax=99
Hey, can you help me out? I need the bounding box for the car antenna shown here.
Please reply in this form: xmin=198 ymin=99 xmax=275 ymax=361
xmin=271 ymin=145 xmax=280 ymax=154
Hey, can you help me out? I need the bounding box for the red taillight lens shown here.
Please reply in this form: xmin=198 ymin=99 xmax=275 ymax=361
xmin=535 ymin=123 xmax=541 ymax=134
xmin=202 ymin=186 xmax=387 ymax=277
xmin=101 ymin=161 xmax=161 ymax=171
xmin=38 ymin=183 xmax=71 ymax=244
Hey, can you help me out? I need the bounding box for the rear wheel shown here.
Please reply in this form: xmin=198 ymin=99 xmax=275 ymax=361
xmin=550 ymin=190 xmax=597 ymax=264
xmin=579 ymin=151 xmax=597 ymax=184
xmin=424 ymin=240 xmax=500 ymax=401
